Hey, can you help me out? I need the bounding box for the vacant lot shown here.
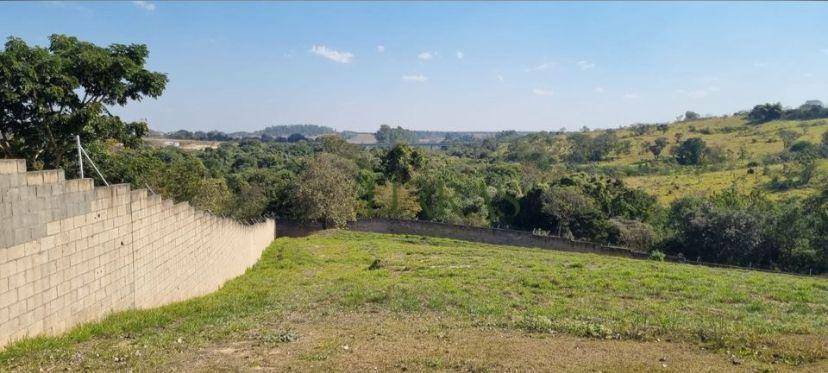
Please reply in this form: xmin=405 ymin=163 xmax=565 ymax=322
xmin=1 ymin=231 xmax=827 ymax=371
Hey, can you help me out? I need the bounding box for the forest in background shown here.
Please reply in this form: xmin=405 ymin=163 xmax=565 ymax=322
xmin=2 ymin=34 xmax=827 ymax=274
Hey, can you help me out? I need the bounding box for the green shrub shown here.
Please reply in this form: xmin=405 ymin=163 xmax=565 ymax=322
xmin=649 ymin=250 xmax=666 ymax=261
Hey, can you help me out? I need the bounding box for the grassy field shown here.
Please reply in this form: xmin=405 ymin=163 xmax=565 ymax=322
xmin=607 ymin=117 xmax=828 ymax=204
xmin=624 ymin=160 xmax=827 ymax=204
xmin=609 ymin=117 xmax=828 ymax=166
xmin=2 ymin=231 xmax=826 ymax=371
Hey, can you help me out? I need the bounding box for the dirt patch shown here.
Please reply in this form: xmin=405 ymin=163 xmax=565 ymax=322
xmin=167 ymin=311 xmax=801 ymax=372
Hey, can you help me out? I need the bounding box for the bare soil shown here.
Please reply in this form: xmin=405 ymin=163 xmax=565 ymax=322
xmin=166 ymin=311 xmax=820 ymax=372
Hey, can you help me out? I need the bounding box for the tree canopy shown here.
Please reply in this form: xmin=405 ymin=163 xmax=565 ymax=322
xmin=0 ymin=35 xmax=167 ymax=170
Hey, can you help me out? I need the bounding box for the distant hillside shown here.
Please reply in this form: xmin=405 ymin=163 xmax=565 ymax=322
xmin=342 ymin=129 xmax=528 ymax=145
xmin=487 ymin=113 xmax=828 ymax=204
xmin=230 ymin=124 xmax=335 ymax=139
xmin=602 ymin=115 xmax=828 ymax=203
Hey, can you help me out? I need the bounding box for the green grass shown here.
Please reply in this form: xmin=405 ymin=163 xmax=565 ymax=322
xmin=606 ymin=117 xmax=828 ymax=203
xmin=1 ymin=231 xmax=827 ymax=370
xmin=625 ymin=160 xmax=826 ymax=204
xmin=610 ymin=117 xmax=828 ymax=166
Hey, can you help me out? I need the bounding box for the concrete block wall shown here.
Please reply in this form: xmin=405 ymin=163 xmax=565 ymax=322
xmin=130 ymin=191 xmax=273 ymax=309
xmin=0 ymin=160 xmax=274 ymax=349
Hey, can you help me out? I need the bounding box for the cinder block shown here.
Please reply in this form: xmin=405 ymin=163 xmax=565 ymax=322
xmin=0 ymin=160 xmax=25 ymax=174
xmin=25 ymin=172 xmax=43 ymax=186
xmin=46 ymin=221 xmax=61 ymax=236
xmin=77 ymin=179 xmax=93 ymax=192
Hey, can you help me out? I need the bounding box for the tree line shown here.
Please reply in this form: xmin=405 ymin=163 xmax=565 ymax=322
xmin=2 ymin=35 xmax=826 ymax=274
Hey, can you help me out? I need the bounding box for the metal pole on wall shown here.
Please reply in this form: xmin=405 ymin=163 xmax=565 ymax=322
xmin=76 ymin=135 xmax=84 ymax=179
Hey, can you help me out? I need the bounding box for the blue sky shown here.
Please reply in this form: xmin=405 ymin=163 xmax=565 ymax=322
xmin=2 ymin=1 xmax=827 ymax=133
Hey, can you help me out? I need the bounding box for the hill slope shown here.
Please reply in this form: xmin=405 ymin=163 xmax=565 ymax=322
xmin=2 ymin=231 xmax=826 ymax=371
xmin=588 ymin=116 xmax=827 ymax=203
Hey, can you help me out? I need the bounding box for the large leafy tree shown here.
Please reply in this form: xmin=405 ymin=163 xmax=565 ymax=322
xmin=0 ymin=34 xmax=167 ymax=169
xmin=376 ymin=143 xmax=423 ymax=218
xmin=514 ymin=184 xmax=610 ymax=241
xmin=294 ymin=153 xmax=359 ymax=228
xmin=381 ymin=143 xmax=422 ymax=184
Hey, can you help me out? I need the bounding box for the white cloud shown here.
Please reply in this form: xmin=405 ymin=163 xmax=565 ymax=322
xmin=594 ymin=87 xmax=605 ymax=93
xmin=418 ymin=51 xmax=435 ymax=60
xmin=402 ymin=74 xmax=428 ymax=82
xmin=753 ymin=61 xmax=768 ymax=68
xmin=310 ymin=45 xmax=354 ymax=64
xmin=496 ymin=74 xmax=505 ymax=82
xmin=525 ymin=62 xmax=553 ymax=72
xmin=820 ymin=48 xmax=828 ymax=55
xmin=577 ymin=60 xmax=596 ymax=70
xmin=456 ymin=51 xmax=464 ymax=59
xmin=377 ymin=45 xmax=385 ymax=53
xmin=623 ymin=93 xmax=639 ymax=99
xmin=532 ymin=88 xmax=554 ymax=96
xmin=132 ymin=1 xmax=155 ymax=11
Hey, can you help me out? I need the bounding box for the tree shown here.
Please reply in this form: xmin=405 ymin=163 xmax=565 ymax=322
xmin=566 ymin=131 xmax=625 ymax=163
xmin=513 ymin=185 xmax=610 ymax=241
xmin=413 ymin=159 xmax=490 ymax=226
xmin=287 ymin=133 xmax=307 ymax=143
xmin=771 ymin=152 xmax=817 ymax=190
xmin=381 ymin=143 xmax=422 ymax=184
xmin=673 ymin=137 xmax=708 ymax=165
xmin=778 ymin=129 xmax=799 ymax=150
xmin=684 ymin=111 xmax=700 ymax=121
xmin=646 ymin=137 xmax=669 ymax=159
xmin=378 ymin=143 xmax=423 ymax=218
xmin=822 ymin=130 xmax=828 ymax=157
xmin=784 ymin=100 xmax=828 ymax=120
xmin=375 ymin=124 xmax=416 ymax=145
xmin=373 ymin=182 xmax=421 ymax=219
xmin=609 ymin=218 xmax=656 ymax=251
xmin=89 ymin=145 xmax=232 ymax=215
xmin=747 ymin=103 xmax=783 ymax=123
xmin=0 ymin=35 xmax=167 ymax=170
xmin=259 ymin=124 xmax=334 ymax=138
xmin=663 ymin=196 xmax=765 ymax=265
xmin=294 ymin=153 xmax=359 ymax=228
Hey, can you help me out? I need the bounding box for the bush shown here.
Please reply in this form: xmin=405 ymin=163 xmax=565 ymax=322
xmin=649 ymin=250 xmax=666 ymax=262
xmin=747 ymin=103 xmax=783 ymax=123
xmin=673 ymin=138 xmax=709 ymax=165
xmin=513 ymin=185 xmax=611 ymax=242
xmin=662 ymin=196 xmax=766 ymax=265
xmin=608 ymin=218 xmax=656 ymax=251
xmin=789 ymin=141 xmax=820 ymax=156
xmin=660 ymin=190 xmax=827 ymax=273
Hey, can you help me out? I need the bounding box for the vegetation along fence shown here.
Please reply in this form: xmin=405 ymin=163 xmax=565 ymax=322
xmin=275 ymin=218 xmax=822 ymax=277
